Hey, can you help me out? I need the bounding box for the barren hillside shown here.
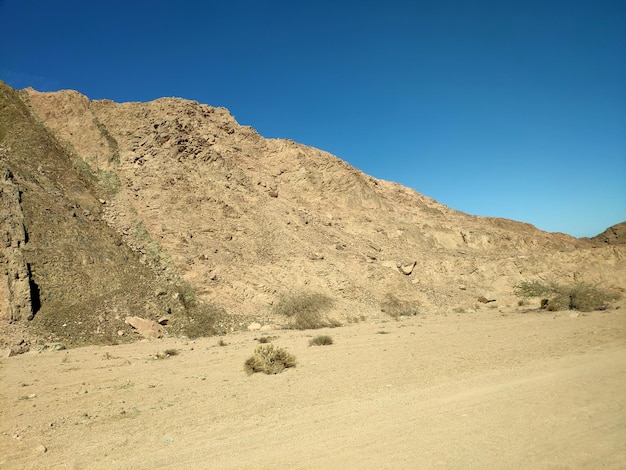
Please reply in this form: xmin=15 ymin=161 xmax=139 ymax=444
xmin=1 ymin=82 xmax=624 ymax=350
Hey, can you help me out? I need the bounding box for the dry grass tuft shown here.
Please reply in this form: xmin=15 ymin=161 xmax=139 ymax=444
xmin=380 ymin=293 xmax=420 ymax=318
xmin=347 ymin=314 xmax=367 ymax=323
xmin=174 ymin=281 xmax=225 ymax=339
xmin=273 ymin=291 xmax=338 ymax=329
xmin=156 ymin=349 xmax=179 ymax=359
xmin=309 ymin=335 xmax=333 ymax=346
xmin=244 ymin=344 xmax=297 ymax=375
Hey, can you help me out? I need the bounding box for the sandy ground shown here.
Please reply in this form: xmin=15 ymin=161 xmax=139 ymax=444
xmin=1 ymin=306 xmax=625 ymax=469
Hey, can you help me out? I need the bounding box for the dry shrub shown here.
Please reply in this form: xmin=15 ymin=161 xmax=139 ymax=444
xmin=309 ymin=335 xmax=333 ymax=346
xmin=514 ymin=280 xmax=554 ymax=298
xmin=380 ymin=293 xmax=420 ymax=318
xmin=244 ymin=344 xmax=296 ymax=375
xmin=514 ymin=280 xmax=620 ymax=312
xmin=273 ymin=291 xmax=338 ymax=330
xmin=181 ymin=303 xmax=222 ymax=339
xmin=156 ymin=349 xmax=179 ymax=359
xmin=256 ymin=336 xmax=279 ymax=344
xmin=347 ymin=314 xmax=367 ymax=323
xmin=174 ymin=281 xmax=225 ymax=339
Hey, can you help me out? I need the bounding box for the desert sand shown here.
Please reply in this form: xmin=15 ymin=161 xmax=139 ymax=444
xmin=2 ymin=303 xmax=625 ymax=469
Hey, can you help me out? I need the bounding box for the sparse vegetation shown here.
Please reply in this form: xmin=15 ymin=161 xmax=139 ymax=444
xmin=217 ymin=338 xmax=227 ymax=346
xmin=380 ymin=293 xmax=420 ymax=318
xmin=244 ymin=344 xmax=296 ymax=375
xmin=92 ymin=116 xmax=120 ymax=164
xmin=273 ymin=291 xmax=338 ymax=329
xmin=155 ymin=349 xmax=179 ymax=359
xmin=514 ymin=280 xmax=620 ymax=312
xmin=175 ymin=280 xmax=223 ymax=339
xmin=180 ymin=303 xmax=222 ymax=339
xmin=347 ymin=314 xmax=367 ymax=323
xmin=133 ymin=221 xmax=167 ymax=267
xmin=96 ymin=169 xmax=121 ymax=194
xmin=309 ymin=335 xmax=333 ymax=346
xmin=256 ymin=336 xmax=272 ymax=343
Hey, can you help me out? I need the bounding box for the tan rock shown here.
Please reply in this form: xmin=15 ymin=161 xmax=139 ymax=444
xmin=125 ymin=316 xmax=164 ymax=339
xmin=400 ymin=262 xmax=416 ymax=275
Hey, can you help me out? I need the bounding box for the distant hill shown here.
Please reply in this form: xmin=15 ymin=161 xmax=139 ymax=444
xmin=1 ymin=81 xmax=624 ymax=350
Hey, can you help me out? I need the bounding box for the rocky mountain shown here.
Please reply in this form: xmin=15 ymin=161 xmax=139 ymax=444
xmin=1 ymin=81 xmax=624 ymax=350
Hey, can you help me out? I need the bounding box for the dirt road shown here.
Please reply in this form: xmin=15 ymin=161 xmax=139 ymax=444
xmin=2 ymin=307 xmax=625 ymax=469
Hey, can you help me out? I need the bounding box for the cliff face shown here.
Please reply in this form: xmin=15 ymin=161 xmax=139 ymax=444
xmin=1 ymin=81 xmax=624 ymax=349
xmin=0 ymin=169 xmax=32 ymax=322
xmin=0 ymin=83 xmax=214 ymax=350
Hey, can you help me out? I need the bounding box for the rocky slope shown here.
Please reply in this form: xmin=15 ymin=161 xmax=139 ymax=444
xmin=588 ymin=221 xmax=626 ymax=245
xmin=1 ymin=81 xmax=624 ymax=350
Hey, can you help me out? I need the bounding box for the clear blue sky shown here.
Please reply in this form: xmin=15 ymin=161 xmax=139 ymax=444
xmin=1 ymin=0 xmax=624 ymax=237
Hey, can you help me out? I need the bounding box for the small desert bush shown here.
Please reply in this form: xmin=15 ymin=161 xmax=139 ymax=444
xmin=347 ymin=315 xmax=367 ymax=323
xmin=514 ymin=280 xmax=553 ymax=298
xmin=156 ymin=349 xmax=179 ymax=359
xmin=244 ymin=344 xmax=297 ymax=375
xmin=273 ymin=291 xmax=337 ymax=329
xmin=181 ymin=303 xmax=222 ymax=339
xmin=309 ymin=335 xmax=333 ymax=346
xmin=380 ymin=293 xmax=420 ymax=318
xmin=174 ymin=280 xmax=225 ymax=339
xmin=514 ymin=280 xmax=620 ymax=312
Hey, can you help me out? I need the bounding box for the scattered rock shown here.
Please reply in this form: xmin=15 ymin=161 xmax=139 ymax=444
xmin=36 ymin=444 xmax=47 ymax=453
xmin=247 ymin=322 xmax=262 ymax=331
xmin=157 ymin=316 xmax=170 ymax=325
xmin=477 ymin=296 xmax=496 ymax=303
xmin=399 ymin=262 xmax=416 ymax=275
xmin=124 ymin=316 xmax=164 ymax=339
